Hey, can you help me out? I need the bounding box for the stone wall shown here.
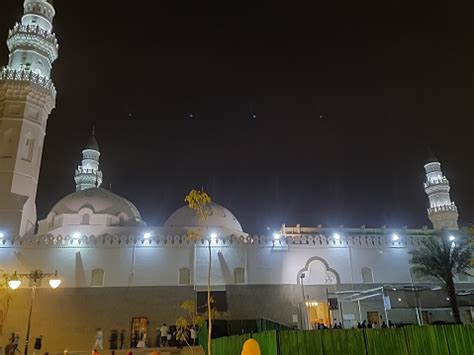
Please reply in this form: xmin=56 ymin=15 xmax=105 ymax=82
xmin=1 ymin=284 xmax=472 ymax=353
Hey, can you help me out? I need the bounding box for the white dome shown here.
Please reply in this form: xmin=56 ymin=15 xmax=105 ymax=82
xmin=164 ymin=202 xmax=244 ymax=234
xmin=50 ymin=187 xmax=142 ymax=224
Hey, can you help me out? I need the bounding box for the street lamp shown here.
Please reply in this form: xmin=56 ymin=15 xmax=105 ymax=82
xmin=7 ymin=272 xmax=21 ymax=290
xmin=300 ymin=273 xmax=306 ymax=330
xmin=7 ymin=270 xmax=62 ymax=355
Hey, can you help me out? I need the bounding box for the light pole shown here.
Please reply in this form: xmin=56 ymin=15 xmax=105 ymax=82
xmin=300 ymin=273 xmax=306 ymax=330
xmin=7 ymin=270 xmax=62 ymax=355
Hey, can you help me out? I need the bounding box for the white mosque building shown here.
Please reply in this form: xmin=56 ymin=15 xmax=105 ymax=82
xmin=0 ymin=1 xmax=472 ymax=352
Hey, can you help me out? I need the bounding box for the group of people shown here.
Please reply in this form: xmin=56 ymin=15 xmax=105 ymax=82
xmin=4 ymin=334 xmax=43 ymax=355
xmin=3 ymin=333 xmax=19 ymax=355
xmin=153 ymin=323 xmax=197 ymax=348
xmin=93 ymin=323 xmax=198 ymax=350
xmin=357 ymin=320 xmax=395 ymax=328
xmin=312 ymin=322 xmax=343 ymax=329
xmin=312 ymin=318 xmax=396 ymax=330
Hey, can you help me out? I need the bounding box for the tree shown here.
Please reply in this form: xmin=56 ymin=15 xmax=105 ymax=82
xmin=184 ymin=189 xmax=214 ymax=355
xmin=175 ymin=300 xmax=205 ymax=355
xmin=409 ymin=235 xmax=472 ymax=324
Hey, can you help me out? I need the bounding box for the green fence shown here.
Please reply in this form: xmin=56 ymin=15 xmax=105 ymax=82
xmin=210 ymin=325 xmax=474 ymax=355
xmin=212 ymin=331 xmax=278 ymax=355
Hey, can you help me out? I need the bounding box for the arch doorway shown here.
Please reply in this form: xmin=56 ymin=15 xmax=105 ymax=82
xmin=297 ymin=257 xmax=340 ymax=329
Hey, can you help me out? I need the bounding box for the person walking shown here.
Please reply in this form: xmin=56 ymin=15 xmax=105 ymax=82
xmin=94 ymin=329 xmax=103 ymax=350
xmin=119 ymin=330 xmax=125 ymax=350
xmin=190 ymin=326 xmax=197 ymax=346
xmin=12 ymin=335 xmax=19 ymax=354
xmin=136 ymin=332 xmax=146 ymax=348
xmin=159 ymin=323 xmax=168 ymax=347
xmin=33 ymin=336 xmax=42 ymax=355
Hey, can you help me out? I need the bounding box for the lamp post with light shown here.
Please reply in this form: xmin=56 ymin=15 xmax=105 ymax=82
xmin=7 ymin=270 xmax=62 ymax=355
xmin=300 ymin=273 xmax=306 ymax=330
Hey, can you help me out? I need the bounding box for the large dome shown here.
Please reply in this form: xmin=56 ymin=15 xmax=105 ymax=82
xmin=164 ymin=202 xmax=244 ymax=234
xmin=50 ymin=187 xmax=142 ymax=223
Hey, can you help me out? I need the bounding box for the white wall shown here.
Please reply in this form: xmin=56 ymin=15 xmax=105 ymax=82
xmin=0 ymin=235 xmax=452 ymax=289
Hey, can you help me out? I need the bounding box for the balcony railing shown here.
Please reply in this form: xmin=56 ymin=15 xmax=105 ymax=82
xmin=8 ymin=23 xmax=58 ymax=48
xmin=0 ymin=67 xmax=56 ymax=97
xmin=424 ymin=177 xmax=449 ymax=188
xmin=428 ymin=202 xmax=458 ymax=214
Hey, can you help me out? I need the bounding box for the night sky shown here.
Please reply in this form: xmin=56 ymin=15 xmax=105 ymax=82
xmin=1 ymin=0 xmax=473 ymax=233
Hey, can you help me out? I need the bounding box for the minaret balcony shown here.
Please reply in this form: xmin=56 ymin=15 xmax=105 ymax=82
xmin=424 ymin=177 xmax=449 ymax=188
xmin=0 ymin=67 xmax=56 ymax=97
xmin=427 ymin=202 xmax=458 ymax=215
xmin=7 ymin=23 xmax=58 ymax=62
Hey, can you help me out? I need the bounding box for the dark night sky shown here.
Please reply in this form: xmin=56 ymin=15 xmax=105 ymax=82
xmin=1 ymin=0 xmax=473 ymax=233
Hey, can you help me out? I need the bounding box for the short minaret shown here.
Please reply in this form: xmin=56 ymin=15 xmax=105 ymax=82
xmin=74 ymin=131 xmax=103 ymax=191
xmin=423 ymin=155 xmax=459 ymax=230
xmin=0 ymin=0 xmax=58 ymax=237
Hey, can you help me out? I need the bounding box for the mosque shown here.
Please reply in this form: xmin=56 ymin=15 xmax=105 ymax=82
xmin=0 ymin=0 xmax=472 ymax=352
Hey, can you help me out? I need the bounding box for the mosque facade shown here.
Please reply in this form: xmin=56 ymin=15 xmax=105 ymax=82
xmin=0 ymin=1 xmax=472 ymax=352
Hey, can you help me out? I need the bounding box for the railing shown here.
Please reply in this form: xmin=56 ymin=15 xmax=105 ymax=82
xmin=8 ymin=23 xmax=58 ymax=47
xmin=0 ymin=67 xmax=56 ymax=97
xmin=424 ymin=177 xmax=449 ymax=188
xmin=428 ymin=202 xmax=458 ymax=214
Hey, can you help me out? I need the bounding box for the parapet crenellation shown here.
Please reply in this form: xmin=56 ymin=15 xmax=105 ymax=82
xmin=0 ymin=228 xmax=444 ymax=249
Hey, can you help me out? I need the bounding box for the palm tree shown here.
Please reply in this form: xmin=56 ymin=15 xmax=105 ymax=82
xmin=409 ymin=235 xmax=472 ymax=324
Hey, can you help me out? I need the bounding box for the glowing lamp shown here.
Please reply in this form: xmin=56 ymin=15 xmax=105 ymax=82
xmin=49 ymin=271 xmax=62 ymax=289
xmin=448 ymin=235 xmax=455 ymax=241
xmin=8 ymin=273 xmax=21 ymax=290
xmin=72 ymin=232 xmax=80 ymax=239
xmin=333 ymin=233 xmax=341 ymax=241
xmin=392 ymin=234 xmax=399 ymax=241
xmin=210 ymin=233 xmax=217 ymax=239
xmin=273 ymin=233 xmax=281 ymax=240
xmin=0 ymin=232 xmax=4 ymax=239
xmin=144 ymin=232 xmax=151 ymax=239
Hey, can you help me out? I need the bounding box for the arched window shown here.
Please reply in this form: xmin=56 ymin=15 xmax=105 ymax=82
xmin=361 ymin=267 xmax=374 ymax=283
xmin=234 ymin=267 xmax=245 ymax=284
xmin=91 ymin=269 xmax=105 ymax=287
xmin=21 ymin=133 xmax=34 ymax=162
xmin=81 ymin=213 xmax=90 ymax=225
xmin=179 ymin=268 xmax=191 ymax=285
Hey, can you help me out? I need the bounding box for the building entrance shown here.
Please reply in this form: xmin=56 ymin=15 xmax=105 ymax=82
xmin=367 ymin=311 xmax=379 ymax=325
xmin=130 ymin=317 xmax=148 ymax=348
xmin=305 ymin=300 xmax=330 ymax=328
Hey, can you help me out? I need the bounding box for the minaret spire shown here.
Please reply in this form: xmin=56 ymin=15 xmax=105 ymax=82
xmin=74 ymin=130 xmax=103 ymax=191
xmin=423 ymin=156 xmax=459 ymax=230
xmin=0 ymin=0 xmax=58 ymax=237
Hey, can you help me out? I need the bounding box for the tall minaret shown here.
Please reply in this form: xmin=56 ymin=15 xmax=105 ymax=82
xmin=74 ymin=130 xmax=103 ymax=191
xmin=0 ymin=0 xmax=58 ymax=238
xmin=423 ymin=155 xmax=459 ymax=230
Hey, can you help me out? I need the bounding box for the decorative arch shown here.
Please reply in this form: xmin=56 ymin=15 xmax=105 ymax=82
xmin=21 ymin=132 xmax=35 ymax=162
xmin=296 ymin=256 xmax=340 ymax=285
xmin=91 ymin=268 xmax=105 ymax=287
